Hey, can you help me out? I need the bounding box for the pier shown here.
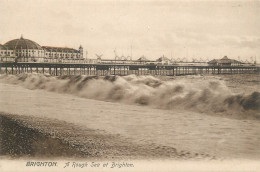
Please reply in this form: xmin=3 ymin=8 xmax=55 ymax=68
xmin=0 ymin=62 xmax=259 ymax=76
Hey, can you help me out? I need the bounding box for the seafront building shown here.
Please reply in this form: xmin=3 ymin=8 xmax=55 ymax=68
xmin=0 ymin=36 xmax=84 ymax=63
xmin=208 ymin=56 xmax=242 ymax=66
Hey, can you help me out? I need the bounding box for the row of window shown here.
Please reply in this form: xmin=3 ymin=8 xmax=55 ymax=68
xmin=12 ymin=54 xmax=81 ymax=58
xmin=1 ymin=51 xmax=81 ymax=55
xmin=46 ymin=53 xmax=80 ymax=57
xmin=0 ymin=51 xmax=14 ymax=54
xmin=16 ymin=50 xmax=81 ymax=53
xmin=14 ymin=50 xmax=44 ymax=53
xmin=2 ymin=49 xmax=81 ymax=53
xmin=16 ymin=53 xmax=81 ymax=56
xmin=14 ymin=50 xmax=77 ymax=53
xmin=0 ymin=51 xmax=82 ymax=57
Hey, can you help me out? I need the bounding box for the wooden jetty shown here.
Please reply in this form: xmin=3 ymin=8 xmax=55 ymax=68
xmin=0 ymin=62 xmax=259 ymax=76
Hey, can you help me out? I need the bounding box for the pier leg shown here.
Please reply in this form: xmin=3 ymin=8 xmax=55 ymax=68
xmin=114 ymin=66 xmax=116 ymax=75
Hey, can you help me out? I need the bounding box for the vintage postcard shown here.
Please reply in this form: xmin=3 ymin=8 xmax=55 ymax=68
xmin=0 ymin=0 xmax=259 ymax=171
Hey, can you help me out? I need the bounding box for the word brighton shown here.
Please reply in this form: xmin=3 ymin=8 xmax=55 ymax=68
xmin=26 ymin=162 xmax=57 ymax=167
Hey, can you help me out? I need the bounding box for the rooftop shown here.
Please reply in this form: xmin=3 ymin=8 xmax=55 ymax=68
xmin=4 ymin=36 xmax=42 ymax=50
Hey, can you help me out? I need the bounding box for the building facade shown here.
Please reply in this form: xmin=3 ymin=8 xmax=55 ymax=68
xmin=0 ymin=36 xmax=83 ymax=63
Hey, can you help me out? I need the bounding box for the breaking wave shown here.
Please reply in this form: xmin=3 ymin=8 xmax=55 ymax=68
xmin=0 ymin=74 xmax=259 ymax=119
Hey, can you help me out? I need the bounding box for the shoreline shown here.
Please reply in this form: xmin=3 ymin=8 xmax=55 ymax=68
xmin=0 ymin=113 xmax=213 ymax=160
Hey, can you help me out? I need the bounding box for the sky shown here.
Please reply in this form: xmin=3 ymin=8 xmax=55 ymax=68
xmin=0 ymin=0 xmax=259 ymax=62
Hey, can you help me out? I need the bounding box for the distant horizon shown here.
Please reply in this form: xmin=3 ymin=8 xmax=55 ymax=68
xmin=0 ymin=0 xmax=259 ymax=62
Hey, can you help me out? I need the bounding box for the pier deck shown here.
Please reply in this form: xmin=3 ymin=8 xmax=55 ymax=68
xmin=0 ymin=62 xmax=259 ymax=76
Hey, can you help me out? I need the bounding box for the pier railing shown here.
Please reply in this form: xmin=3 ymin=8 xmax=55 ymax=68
xmin=0 ymin=62 xmax=259 ymax=76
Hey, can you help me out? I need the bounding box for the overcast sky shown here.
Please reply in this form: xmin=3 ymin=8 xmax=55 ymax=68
xmin=0 ymin=0 xmax=259 ymax=61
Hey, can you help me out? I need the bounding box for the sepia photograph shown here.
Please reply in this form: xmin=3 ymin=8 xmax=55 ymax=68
xmin=0 ymin=0 xmax=259 ymax=171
